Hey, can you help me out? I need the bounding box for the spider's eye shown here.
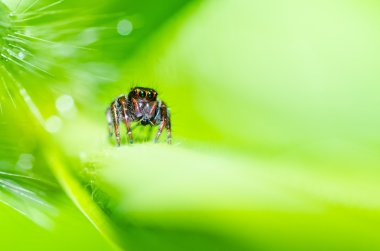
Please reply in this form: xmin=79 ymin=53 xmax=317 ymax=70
xmin=147 ymin=91 xmax=153 ymax=99
xmin=139 ymin=90 xmax=146 ymax=98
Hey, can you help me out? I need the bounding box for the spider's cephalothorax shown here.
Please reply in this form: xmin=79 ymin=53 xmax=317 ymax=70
xmin=106 ymin=87 xmax=171 ymax=146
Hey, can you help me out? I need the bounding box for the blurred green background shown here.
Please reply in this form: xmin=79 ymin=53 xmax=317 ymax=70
xmin=1 ymin=0 xmax=380 ymax=250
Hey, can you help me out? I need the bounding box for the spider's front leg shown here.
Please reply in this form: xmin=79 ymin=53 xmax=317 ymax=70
xmin=155 ymin=102 xmax=171 ymax=144
xmin=110 ymin=102 xmax=121 ymax=146
xmin=166 ymin=109 xmax=172 ymax=144
xmin=117 ymin=96 xmax=133 ymax=144
xmin=106 ymin=108 xmax=114 ymax=137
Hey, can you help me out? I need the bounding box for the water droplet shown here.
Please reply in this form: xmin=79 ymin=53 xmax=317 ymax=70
xmin=17 ymin=51 xmax=25 ymax=60
xmin=117 ymin=19 xmax=133 ymax=36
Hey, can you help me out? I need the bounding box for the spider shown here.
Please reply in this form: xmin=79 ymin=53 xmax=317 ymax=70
xmin=106 ymin=87 xmax=171 ymax=146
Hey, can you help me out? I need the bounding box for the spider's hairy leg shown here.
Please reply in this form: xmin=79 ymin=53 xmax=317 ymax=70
xmin=166 ymin=108 xmax=172 ymax=144
xmin=117 ymin=96 xmax=133 ymax=144
xmin=110 ymin=102 xmax=121 ymax=146
xmin=154 ymin=120 xmax=165 ymax=143
xmin=155 ymin=102 xmax=171 ymax=144
xmin=106 ymin=107 xmax=113 ymax=137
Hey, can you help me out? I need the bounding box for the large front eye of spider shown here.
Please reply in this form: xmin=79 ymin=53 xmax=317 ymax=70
xmin=139 ymin=90 xmax=146 ymax=98
xmin=147 ymin=91 xmax=153 ymax=99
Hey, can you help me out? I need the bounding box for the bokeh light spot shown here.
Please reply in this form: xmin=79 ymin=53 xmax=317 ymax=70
xmin=55 ymin=95 xmax=74 ymax=113
xmin=45 ymin=115 xmax=62 ymax=133
xmin=117 ymin=19 xmax=133 ymax=36
xmin=16 ymin=153 xmax=35 ymax=170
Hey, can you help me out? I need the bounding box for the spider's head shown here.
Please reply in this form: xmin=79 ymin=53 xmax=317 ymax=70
xmin=129 ymin=87 xmax=158 ymax=125
xmin=129 ymin=87 xmax=158 ymax=101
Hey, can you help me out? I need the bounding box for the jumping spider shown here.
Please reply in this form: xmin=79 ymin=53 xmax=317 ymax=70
xmin=106 ymin=87 xmax=171 ymax=146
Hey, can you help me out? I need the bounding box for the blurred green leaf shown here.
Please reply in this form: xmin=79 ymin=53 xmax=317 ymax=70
xmin=2 ymin=0 xmax=380 ymax=250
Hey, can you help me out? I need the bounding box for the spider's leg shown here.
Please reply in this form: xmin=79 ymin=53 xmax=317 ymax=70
xmin=154 ymin=119 xmax=166 ymax=143
xmin=118 ymin=96 xmax=133 ymax=144
xmin=155 ymin=102 xmax=171 ymax=144
xmin=165 ymin=108 xmax=172 ymax=144
xmin=106 ymin=107 xmax=113 ymax=137
xmin=110 ymin=102 xmax=121 ymax=146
